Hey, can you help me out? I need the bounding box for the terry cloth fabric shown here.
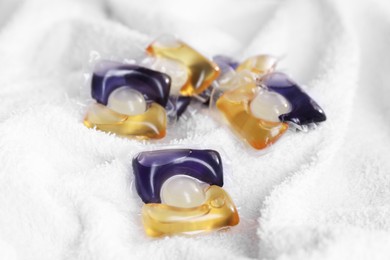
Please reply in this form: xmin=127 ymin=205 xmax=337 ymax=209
xmin=0 ymin=0 xmax=389 ymax=259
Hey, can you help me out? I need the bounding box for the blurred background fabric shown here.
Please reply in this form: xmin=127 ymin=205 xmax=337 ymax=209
xmin=0 ymin=0 xmax=389 ymax=259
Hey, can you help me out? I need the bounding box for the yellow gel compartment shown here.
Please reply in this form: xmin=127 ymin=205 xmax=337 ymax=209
xmin=146 ymin=37 xmax=220 ymax=96
xmin=142 ymin=185 xmax=239 ymax=237
xmin=216 ymin=84 xmax=288 ymax=150
xmin=84 ymin=103 xmax=166 ymax=139
xmin=236 ymin=54 xmax=277 ymax=75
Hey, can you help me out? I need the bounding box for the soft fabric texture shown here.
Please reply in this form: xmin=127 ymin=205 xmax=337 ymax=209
xmin=0 ymin=0 xmax=389 ymax=259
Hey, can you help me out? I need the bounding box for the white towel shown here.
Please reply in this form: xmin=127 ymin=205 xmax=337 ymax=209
xmin=0 ymin=0 xmax=389 ymax=259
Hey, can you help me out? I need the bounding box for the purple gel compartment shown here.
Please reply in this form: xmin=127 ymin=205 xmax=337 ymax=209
xmin=132 ymin=149 xmax=224 ymax=203
xmin=213 ymin=55 xmax=239 ymax=72
xmin=91 ymin=60 xmax=171 ymax=107
xmin=165 ymin=96 xmax=191 ymax=119
xmin=262 ymin=72 xmax=326 ymax=126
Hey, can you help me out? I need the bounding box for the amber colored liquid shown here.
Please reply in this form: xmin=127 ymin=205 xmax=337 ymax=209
xmin=216 ymin=84 xmax=288 ymax=150
xmin=142 ymin=186 xmax=239 ymax=237
xmin=236 ymin=55 xmax=277 ymax=75
xmin=84 ymin=103 xmax=166 ymax=139
xmin=146 ymin=41 xmax=220 ymax=96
